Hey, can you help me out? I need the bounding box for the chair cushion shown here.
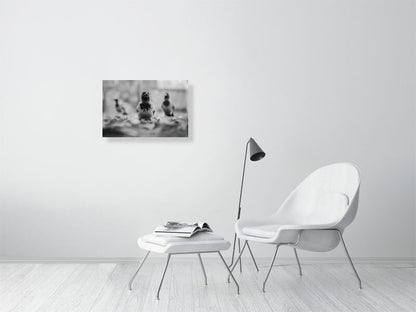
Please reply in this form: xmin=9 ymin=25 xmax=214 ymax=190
xmin=242 ymin=224 xmax=281 ymax=238
xmin=306 ymin=192 xmax=349 ymax=224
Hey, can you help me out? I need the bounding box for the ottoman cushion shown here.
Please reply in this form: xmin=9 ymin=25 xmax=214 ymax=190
xmin=138 ymin=232 xmax=231 ymax=254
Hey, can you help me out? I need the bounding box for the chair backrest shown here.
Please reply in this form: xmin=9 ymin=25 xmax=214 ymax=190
xmin=273 ymin=163 xmax=361 ymax=231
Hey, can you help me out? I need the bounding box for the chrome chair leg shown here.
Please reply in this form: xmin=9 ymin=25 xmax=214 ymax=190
xmin=247 ymin=242 xmax=260 ymax=272
xmin=128 ymin=251 xmax=150 ymax=290
xmin=233 ymin=240 xmax=258 ymax=273
xmin=293 ymin=248 xmax=302 ymax=276
xmin=156 ymin=254 xmax=171 ymax=300
xmin=336 ymin=230 xmax=362 ymax=289
xmin=263 ymin=244 xmax=280 ymax=292
xmin=228 ymin=241 xmax=248 ymax=283
xmin=218 ymin=252 xmax=240 ymax=295
xmin=228 ymin=233 xmax=238 ymax=268
xmin=198 ymin=253 xmax=208 ymax=285
xmin=238 ymin=238 xmax=242 ymax=273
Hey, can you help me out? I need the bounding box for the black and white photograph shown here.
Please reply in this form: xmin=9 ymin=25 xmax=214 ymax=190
xmin=102 ymin=80 xmax=188 ymax=137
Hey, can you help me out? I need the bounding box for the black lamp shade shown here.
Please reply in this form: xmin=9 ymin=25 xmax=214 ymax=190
xmin=249 ymin=138 xmax=266 ymax=161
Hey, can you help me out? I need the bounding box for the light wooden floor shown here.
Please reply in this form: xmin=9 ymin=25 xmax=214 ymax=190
xmin=0 ymin=259 xmax=415 ymax=312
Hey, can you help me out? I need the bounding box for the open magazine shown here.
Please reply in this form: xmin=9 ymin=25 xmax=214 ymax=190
xmin=153 ymin=221 xmax=213 ymax=238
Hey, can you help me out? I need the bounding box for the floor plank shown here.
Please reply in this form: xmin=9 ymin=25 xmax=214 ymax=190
xmin=10 ymin=264 xmax=79 ymax=312
xmin=0 ymin=260 xmax=414 ymax=312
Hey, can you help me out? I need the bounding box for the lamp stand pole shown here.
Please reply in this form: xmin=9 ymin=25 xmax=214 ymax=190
xmin=229 ymin=140 xmax=260 ymax=273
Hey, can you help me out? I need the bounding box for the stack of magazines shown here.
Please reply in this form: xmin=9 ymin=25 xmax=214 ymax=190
xmin=153 ymin=221 xmax=212 ymax=238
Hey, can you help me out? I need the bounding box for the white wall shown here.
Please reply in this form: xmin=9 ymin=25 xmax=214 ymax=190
xmin=0 ymin=0 xmax=415 ymax=260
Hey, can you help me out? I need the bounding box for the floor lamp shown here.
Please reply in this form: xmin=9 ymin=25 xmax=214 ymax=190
xmin=229 ymin=137 xmax=265 ymax=273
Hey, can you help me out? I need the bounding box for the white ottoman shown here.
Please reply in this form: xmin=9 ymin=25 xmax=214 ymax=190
xmin=128 ymin=232 xmax=239 ymax=299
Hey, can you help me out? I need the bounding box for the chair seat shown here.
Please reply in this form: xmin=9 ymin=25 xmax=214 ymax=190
xmin=138 ymin=232 xmax=231 ymax=254
xmin=242 ymin=224 xmax=281 ymax=238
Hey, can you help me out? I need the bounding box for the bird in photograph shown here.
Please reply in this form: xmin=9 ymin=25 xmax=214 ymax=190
xmin=137 ymin=91 xmax=155 ymax=121
xmin=161 ymin=92 xmax=175 ymax=117
xmin=114 ymin=99 xmax=128 ymax=119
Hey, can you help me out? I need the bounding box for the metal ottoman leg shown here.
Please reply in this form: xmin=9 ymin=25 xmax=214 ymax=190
xmin=218 ymin=251 xmax=239 ymax=295
xmin=156 ymin=254 xmax=171 ymax=300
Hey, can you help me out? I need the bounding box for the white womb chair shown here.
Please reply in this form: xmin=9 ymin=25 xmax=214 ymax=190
xmin=229 ymin=162 xmax=362 ymax=292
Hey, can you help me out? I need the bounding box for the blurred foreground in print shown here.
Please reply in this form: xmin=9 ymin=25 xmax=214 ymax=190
xmin=102 ymin=80 xmax=188 ymax=137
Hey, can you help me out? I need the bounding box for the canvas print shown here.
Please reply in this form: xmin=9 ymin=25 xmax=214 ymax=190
xmin=102 ymin=80 xmax=188 ymax=137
